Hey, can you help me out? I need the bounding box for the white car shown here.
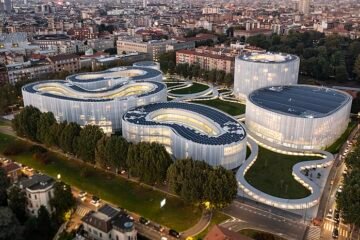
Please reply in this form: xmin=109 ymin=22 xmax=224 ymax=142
xmin=79 ymin=191 xmax=87 ymax=198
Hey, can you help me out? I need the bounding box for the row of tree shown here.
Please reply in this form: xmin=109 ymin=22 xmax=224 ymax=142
xmin=167 ymin=159 xmax=238 ymax=208
xmin=336 ymin=135 xmax=360 ymax=228
xmin=12 ymin=106 xmax=238 ymax=208
xmin=12 ymin=106 xmax=173 ymax=185
xmin=246 ymin=31 xmax=360 ymax=82
xmin=0 ymin=167 xmax=76 ymax=240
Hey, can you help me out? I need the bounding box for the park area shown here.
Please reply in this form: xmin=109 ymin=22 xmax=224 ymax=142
xmin=192 ymin=99 xmax=246 ymax=116
xmin=244 ymin=147 xmax=322 ymax=199
xmin=0 ymin=132 xmax=201 ymax=231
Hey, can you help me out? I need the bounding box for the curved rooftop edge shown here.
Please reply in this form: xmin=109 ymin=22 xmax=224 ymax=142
xmin=133 ymin=61 xmax=160 ymax=67
xmin=122 ymin=102 xmax=246 ymax=145
xmin=66 ymin=66 xmax=163 ymax=84
xmin=238 ymin=52 xmax=299 ymax=64
xmin=122 ymin=102 xmax=247 ymax=169
xmin=22 ymin=80 xmax=167 ymax=102
xmin=248 ymin=85 xmax=352 ymax=119
xmin=236 ymin=136 xmax=334 ymax=210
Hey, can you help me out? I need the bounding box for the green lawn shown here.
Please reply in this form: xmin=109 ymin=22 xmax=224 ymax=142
xmin=0 ymin=119 xmax=11 ymax=126
xmin=1 ymin=135 xmax=201 ymax=231
xmin=192 ymin=99 xmax=246 ymax=116
xmin=245 ymin=147 xmax=322 ymax=199
xmin=326 ymin=121 xmax=357 ymax=154
xmin=170 ymin=82 xmax=209 ymax=95
xmin=238 ymin=229 xmax=286 ymax=240
xmin=195 ymin=211 xmax=229 ymax=239
xmin=0 ymin=132 xmax=15 ymax=152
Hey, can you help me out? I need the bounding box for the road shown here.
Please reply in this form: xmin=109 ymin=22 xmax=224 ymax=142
xmin=221 ymin=201 xmax=307 ymax=240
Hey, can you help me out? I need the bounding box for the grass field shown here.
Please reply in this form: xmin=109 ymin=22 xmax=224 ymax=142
xmin=192 ymin=99 xmax=246 ymax=116
xmin=0 ymin=133 xmax=201 ymax=231
xmin=165 ymin=82 xmax=185 ymax=88
xmin=326 ymin=121 xmax=357 ymax=154
xmin=195 ymin=211 xmax=229 ymax=239
xmin=245 ymin=147 xmax=322 ymax=199
xmin=238 ymin=229 xmax=286 ymax=240
xmin=170 ymin=82 xmax=209 ymax=94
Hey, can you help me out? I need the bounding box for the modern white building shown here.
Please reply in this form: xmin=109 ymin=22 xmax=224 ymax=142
xmin=234 ymin=52 xmax=300 ymax=100
xmin=22 ymin=67 xmax=167 ymax=134
xmin=133 ymin=61 xmax=160 ymax=71
xmin=82 ymin=204 xmax=137 ymax=240
xmin=18 ymin=174 xmax=55 ymax=216
xmin=246 ymin=85 xmax=352 ymax=150
xmin=122 ymin=102 xmax=247 ymax=169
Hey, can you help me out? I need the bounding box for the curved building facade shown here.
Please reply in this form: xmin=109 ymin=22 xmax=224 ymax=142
xmin=122 ymin=102 xmax=247 ymax=169
xmin=246 ymin=85 xmax=352 ymax=150
xmin=133 ymin=61 xmax=160 ymax=71
xmin=22 ymin=67 xmax=167 ymax=134
xmin=234 ymin=52 xmax=300 ymax=99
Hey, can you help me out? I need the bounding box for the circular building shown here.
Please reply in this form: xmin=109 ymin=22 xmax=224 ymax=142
xmin=133 ymin=61 xmax=160 ymax=71
xmin=246 ymin=85 xmax=352 ymax=150
xmin=22 ymin=68 xmax=167 ymax=134
xmin=234 ymin=52 xmax=300 ymax=100
xmin=122 ymin=102 xmax=247 ymax=169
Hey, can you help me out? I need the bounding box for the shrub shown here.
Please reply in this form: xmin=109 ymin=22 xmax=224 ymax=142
xmin=32 ymin=152 xmax=51 ymax=165
xmin=3 ymin=141 xmax=27 ymax=156
xmin=29 ymin=145 xmax=48 ymax=154
xmin=80 ymin=167 xmax=92 ymax=178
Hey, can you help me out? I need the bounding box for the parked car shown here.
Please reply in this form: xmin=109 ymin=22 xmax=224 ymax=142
xmin=169 ymin=229 xmax=180 ymax=238
xmin=90 ymin=196 xmax=101 ymax=207
xmin=79 ymin=191 xmax=87 ymax=198
xmin=332 ymin=228 xmax=339 ymax=239
xmin=153 ymin=223 xmax=164 ymax=232
xmin=326 ymin=209 xmax=333 ymax=219
xmin=139 ymin=217 xmax=150 ymax=225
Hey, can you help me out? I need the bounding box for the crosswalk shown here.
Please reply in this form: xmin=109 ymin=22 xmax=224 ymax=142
xmin=323 ymin=222 xmax=349 ymax=238
xmin=305 ymin=226 xmax=321 ymax=240
xmin=75 ymin=206 xmax=91 ymax=217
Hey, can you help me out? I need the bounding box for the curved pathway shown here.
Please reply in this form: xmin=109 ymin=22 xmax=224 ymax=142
xmin=236 ymin=136 xmax=334 ymax=210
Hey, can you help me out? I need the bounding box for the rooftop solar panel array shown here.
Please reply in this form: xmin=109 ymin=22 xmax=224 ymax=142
xmin=123 ymin=102 xmax=246 ymax=145
xmin=249 ymin=85 xmax=351 ymax=118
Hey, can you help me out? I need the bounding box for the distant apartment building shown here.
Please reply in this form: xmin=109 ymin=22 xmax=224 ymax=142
xmin=234 ymin=28 xmax=273 ymax=38
xmin=32 ymin=34 xmax=71 ymax=52
xmin=7 ymin=60 xmax=53 ymax=84
xmin=87 ymin=38 xmax=115 ymax=51
xmin=82 ymin=204 xmax=137 ymax=240
xmin=176 ymin=48 xmax=234 ymax=73
xmin=47 ymin=53 xmax=80 ymax=74
xmin=67 ymin=27 xmax=98 ymax=40
xmin=117 ymin=38 xmax=194 ymax=61
xmin=18 ymin=174 xmax=55 ymax=216
xmin=91 ymin=53 xmax=149 ymax=70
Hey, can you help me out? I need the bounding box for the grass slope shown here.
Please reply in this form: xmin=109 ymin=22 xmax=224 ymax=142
xmin=170 ymin=83 xmax=209 ymax=94
xmin=192 ymin=99 xmax=245 ymax=116
xmin=245 ymin=147 xmax=321 ymax=199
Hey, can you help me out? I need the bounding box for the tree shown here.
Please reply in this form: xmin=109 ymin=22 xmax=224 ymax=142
xmin=0 ymin=207 xmax=22 ymax=240
xmin=76 ymin=125 xmax=103 ymax=163
xmin=224 ymin=73 xmax=234 ymax=86
xmin=50 ymin=182 xmax=76 ymax=223
xmin=336 ymin=169 xmax=360 ymax=228
xmin=37 ymin=112 xmax=56 ymax=144
xmin=0 ymin=83 xmax=18 ymax=115
xmin=0 ymin=168 xmax=9 ymax=206
xmin=7 ymin=186 xmax=27 ymax=223
xmin=105 ymin=136 xmax=128 ymax=171
xmin=59 ymin=122 xmax=81 ymax=154
xmin=36 ymin=206 xmax=54 ymax=240
xmin=335 ymin=65 xmax=349 ymax=82
xmin=12 ymin=106 xmax=41 ymax=141
xmin=354 ymin=55 xmax=360 ymax=81
xmin=95 ymin=136 xmax=109 ymax=168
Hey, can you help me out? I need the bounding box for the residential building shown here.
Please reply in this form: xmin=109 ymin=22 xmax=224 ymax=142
xmin=117 ymin=38 xmax=194 ymax=61
xmin=7 ymin=60 xmax=53 ymax=84
xmin=18 ymin=174 xmax=55 ymax=216
xmin=48 ymin=54 xmax=80 ymax=73
xmin=176 ymin=49 xmax=235 ymax=73
xmin=204 ymin=225 xmax=253 ymax=240
xmin=1 ymin=161 xmax=22 ymax=183
xmin=299 ymin=0 xmax=310 ymax=15
xmin=82 ymin=204 xmax=137 ymax=240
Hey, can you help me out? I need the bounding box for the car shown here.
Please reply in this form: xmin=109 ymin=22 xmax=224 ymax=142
xmin=139 ymin=217 xmax=150 ymax=225
xmin=90 ymin=196 xmax=101 ymax=207
xmin=153 ymin=223 xmax=165 ymax=232
xmin=326 ymin=209 xmax=333 ymax=219
xmin=169 ymin=229 xmax=180 ymax=238
xmin=79 ymin=191 xmax=87 ymax=198
xmin=160 ymin=237 xmax=168 ymax=240
xmin=332 ymin=228 xmax=339 ymax=239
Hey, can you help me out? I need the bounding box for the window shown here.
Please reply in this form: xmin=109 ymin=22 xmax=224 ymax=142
xmin=116 ymin=236 xmax=119 ymax=240
xmin=34 ymin=195 xmax=37 ymax=200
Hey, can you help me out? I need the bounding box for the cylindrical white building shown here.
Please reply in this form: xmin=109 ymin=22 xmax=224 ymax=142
xmin=133 ymin=61 xmax=160 ymax=71
xmin=234 ymin=52 xmax=300 ymax=100
xmin=22 ymin=67 xmax=167 ymax=134
xmin=246 ymin=85 xmax=352 ymax=150
xmin=122 ymin=102 xmax=247 ymax=169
